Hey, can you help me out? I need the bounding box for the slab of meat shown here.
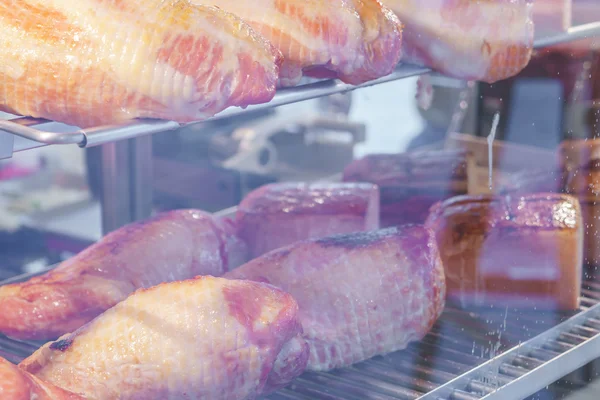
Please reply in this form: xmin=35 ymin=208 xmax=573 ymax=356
xmin=20 ymin=276 xmax=309 ymax=400
xmin=0 ymin=356 xmax=83 ymax=400
xmin=206 ymin=0 xmax=403 ymax=86
xmin=226 ymin=225 xmax=446 ymax=371
xmin=0 ymin=210 xmax=247 ymax=341
xmin=343 ymin=149 xmax=472 ymax=227
xmin=235 ymin=182 xmax=380 ymax=259
xmin=383 ymin=0 xmax=534 ymax=83
xmin=0 ymin=0 xmax=282 ymax=127
xmin=425 ymin=193 xmax=582 ymax=310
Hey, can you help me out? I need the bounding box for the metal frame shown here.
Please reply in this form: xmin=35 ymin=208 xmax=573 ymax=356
xmin=420 ymin=302 xmax=600 ymax=400
xmin=99 ymin=136 xmax=154 ymax=234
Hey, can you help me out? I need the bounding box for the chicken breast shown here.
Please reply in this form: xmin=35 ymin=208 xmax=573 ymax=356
xmin=0 ymin=0 xmax=282 ymax=127
xmin=20 ymin=276 xmax=309 ymax=400
xmin=0 ymin=210 xmax=247 ymax=341
xmin=205 ymin=0 xmax=403 ymax=86
xmin=0 ymin=356 xmax=83 ymax=400
xmin=226 ymin=225 xmax=446 ymax=371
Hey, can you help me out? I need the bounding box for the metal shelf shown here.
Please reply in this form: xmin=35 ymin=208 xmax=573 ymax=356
xmin=0 ymin=20 xmax=599 ymax=159
xmin=2 ymin=267 xmax=599 ymax=400
xmin=0 ymin=64 xmax=430 ymax=157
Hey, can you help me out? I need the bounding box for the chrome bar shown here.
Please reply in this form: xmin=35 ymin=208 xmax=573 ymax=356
xmin=418 ymin=302 xmax=600 ymax=400
xmin=82 ymin=119 xmax=180 ymax=148
xmin=533 ymin=22 xmax=600 ymax=49
xmin=129 ymin=135 xmax=154 ymax=222
xmin=100 ymin=141 xmax=132 ymax=234
xmin=0 ymin=119 xmax=83 ymax=145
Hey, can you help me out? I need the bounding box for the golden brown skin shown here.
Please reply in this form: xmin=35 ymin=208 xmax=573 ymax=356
xmin=0 ymin=357 xmax=83 ymax=400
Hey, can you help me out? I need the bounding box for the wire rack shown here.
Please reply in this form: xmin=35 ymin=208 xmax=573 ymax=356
xmin=1 ymin=268 xmax=600 ymax=400
xmin=265 ymin=278 xmax=600 ymax=400
xmin=1 ymin=21 xmax=599 ymax=156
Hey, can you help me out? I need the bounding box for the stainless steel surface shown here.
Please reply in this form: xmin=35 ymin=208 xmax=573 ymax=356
xmin=99 ymin=135 xmax=154 ymax=233
xmin=100 ymin=141 xmax=132 ymax=234
xmin=0 ymin=118 xmax=84 ymax=145
xmin=1 ymin=264 xmax=599 ymax=400
xmin=129 ymin=135 xmax=154 ymax=222
xmin=82 ymin=119 xmax=181 ymax=148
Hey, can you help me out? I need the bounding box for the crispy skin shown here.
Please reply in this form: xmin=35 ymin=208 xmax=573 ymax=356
xmin=205 ymin=0 xmax=403 ymax=86
xmin=0 ymin=357 xmax=83 ymax=400
xmin=226 ymin=225 xmax=446 ymax=371
xmin=0 ymin=210 xmax=247 ymax=341
xmin=0 ymin=0 xmax=282 ymax=127
xmin=21 ymin=277 xmax=308 ymax=400
xmin=236 ymin=182 xmax=380 ymax=258
xmin=383 ymin=0 xmax=534 ymax=82
xmin=426 ymin=193 xmax=583 ymax=309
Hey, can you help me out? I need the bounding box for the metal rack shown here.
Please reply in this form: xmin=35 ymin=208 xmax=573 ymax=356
xmin=1 ymin=21 xmax=600 ymax=159
xmin=0 ymin=64 xmax=429 ymax=157
xmin=1 ymin=266 xmax=599 ymax=400
xmin=1 ymin=17 xmax=600 ymax=400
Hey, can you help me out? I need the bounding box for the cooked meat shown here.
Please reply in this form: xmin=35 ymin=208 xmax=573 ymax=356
xmin=0 ymin=0 xmax=282 ymax=127
xmin=226 ymin=225 xmax=446 ymax=371
xmin=0 ymin=210 xmax=247 ymax=341
xmin=20 ymin=276 xmax=308 ymax=400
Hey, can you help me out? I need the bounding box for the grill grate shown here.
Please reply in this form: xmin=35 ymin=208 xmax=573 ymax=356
xmin=1 ymin=274 xmax=599 ymax=400
xmin=264 ymin=278 xmax=600 ymax=400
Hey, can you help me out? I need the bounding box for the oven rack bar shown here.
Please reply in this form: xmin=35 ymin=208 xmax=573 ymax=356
xmin=1 ymin=21 xmax=599 ymax=158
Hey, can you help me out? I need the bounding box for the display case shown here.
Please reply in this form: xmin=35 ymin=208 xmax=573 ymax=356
xmin=2 ymin=4 xmax=600 ymax=400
